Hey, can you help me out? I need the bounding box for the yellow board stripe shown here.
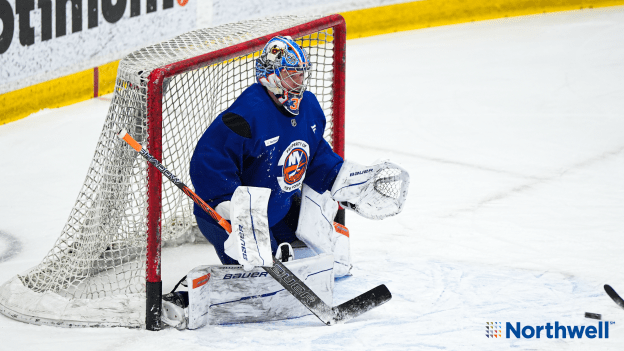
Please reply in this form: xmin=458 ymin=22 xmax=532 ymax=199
xmin=2 ymin=0 xmax=624 ymax=125
xmin=0 ymin=60 xmax=119 ymax=125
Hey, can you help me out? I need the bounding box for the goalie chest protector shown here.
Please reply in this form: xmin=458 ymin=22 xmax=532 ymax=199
xmin=190 ymin=83 xmax=343 ymax=227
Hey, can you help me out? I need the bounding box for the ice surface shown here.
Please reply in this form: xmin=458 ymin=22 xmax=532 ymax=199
xmin=1 ymin=6 xmax=624 ymax=350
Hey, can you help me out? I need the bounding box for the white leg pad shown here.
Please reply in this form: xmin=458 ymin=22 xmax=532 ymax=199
xmin=186 ymin=254 xmax=334 ymax=329
xmin=224 ymin=186 xmax=272 ymax=270
xmin=296 ymin=184 xmax=352 ymax=277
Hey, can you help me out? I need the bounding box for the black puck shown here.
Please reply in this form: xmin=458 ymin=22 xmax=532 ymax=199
xmin=585 ymin=312 xmax=601 ymax=320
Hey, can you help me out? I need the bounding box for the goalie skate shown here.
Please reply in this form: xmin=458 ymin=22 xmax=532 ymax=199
xmin=162 ymin=300 xmax=187 ymax=330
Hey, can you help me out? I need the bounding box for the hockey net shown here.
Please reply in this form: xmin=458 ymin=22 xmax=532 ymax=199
xmin=0 ymin=15 xmax=345 ymax=329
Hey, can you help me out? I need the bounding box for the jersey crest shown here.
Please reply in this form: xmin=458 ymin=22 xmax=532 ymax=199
xmin=277 ymin=140 xmax=310 ymax=192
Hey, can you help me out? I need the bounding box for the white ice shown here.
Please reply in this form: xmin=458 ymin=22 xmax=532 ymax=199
xmin=1 ymin=6 xmax=624 ymax=350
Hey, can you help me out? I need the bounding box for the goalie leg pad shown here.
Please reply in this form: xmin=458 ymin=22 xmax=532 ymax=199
xmin=223 ymin=186 xmax=272 ymax=270
xmin=296 ymin=184 xmax=351 ymax=277
xmin=186 ymin=254 xmax=334 ymax=329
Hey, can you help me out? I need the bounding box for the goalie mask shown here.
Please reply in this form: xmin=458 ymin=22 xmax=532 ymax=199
xmin=256 ymin=36 xmax=311 ymax=115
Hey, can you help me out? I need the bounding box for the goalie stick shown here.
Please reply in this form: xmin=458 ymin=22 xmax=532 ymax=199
xmin=117 ymin=129 xmax=392 ymax=326
xmin=604 ymin=284 xmax=624 ymax=310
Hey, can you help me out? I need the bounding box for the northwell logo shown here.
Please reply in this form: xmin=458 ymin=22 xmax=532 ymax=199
xmin=487 ymin=321 xmax=613 ymax=339
xmin=486 ymin=322 xmax=502 ymax=338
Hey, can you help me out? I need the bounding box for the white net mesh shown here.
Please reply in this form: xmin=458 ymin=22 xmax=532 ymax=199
xmin=0 ymin=15 xmax=341 ymax=327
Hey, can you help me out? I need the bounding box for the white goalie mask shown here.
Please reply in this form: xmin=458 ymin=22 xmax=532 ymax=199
xmin=255 ymin=36 xmax=311 ymax=115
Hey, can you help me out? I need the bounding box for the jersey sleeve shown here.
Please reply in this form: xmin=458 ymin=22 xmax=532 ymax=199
xmin=305 ymin=137 xmax=343 ymax=194
xmin=189 ymin=115 xmax=247 ymax=219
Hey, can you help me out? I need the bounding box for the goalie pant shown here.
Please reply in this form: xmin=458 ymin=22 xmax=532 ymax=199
xmin=201 ymin=184 xmax=352 ymax=277
xmin=196 ymin=194 xmax=301 ymax=265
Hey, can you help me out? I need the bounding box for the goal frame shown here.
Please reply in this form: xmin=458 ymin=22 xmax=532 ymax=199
xmin=143 ymin=15 xmax=346 ymax=330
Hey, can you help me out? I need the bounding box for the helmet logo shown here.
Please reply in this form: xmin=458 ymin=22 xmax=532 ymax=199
xmin=267 ymin=44 xmax=285 ymax=63
xmin=277 ymin=140 xmax=310 ymax=192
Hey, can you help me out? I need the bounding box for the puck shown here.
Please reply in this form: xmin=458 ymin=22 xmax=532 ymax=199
xmin=585 ymin=312 xmax=601 ymax=320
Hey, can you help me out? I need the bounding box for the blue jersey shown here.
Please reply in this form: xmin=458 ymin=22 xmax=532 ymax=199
xmin=190 ymin=83 xmax=343 ymax=227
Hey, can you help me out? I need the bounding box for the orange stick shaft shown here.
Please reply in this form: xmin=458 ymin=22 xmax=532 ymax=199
xmin=117 ymin=129 xmax=232 ymax=233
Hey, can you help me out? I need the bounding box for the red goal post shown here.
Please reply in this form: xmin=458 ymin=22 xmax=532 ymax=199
xmin=0 ymin=15 xmax=346 ymax=330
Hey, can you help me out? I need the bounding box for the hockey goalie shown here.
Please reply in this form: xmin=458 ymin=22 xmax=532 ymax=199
xmin=161 ymin=36 xmax=410 ymax=329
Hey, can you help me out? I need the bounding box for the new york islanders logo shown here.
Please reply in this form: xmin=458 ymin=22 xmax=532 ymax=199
xmin=277 ymin=140 xmax=310 ymax=192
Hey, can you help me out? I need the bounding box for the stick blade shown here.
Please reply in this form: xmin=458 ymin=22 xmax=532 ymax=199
xmin=331 ymin=284 xmax=392 ymax=324
xmin=605 ymin=284 xmax=624 ymax=309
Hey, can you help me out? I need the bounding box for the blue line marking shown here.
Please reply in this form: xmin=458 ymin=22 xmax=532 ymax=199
xmin=306 ymin=268 xmax=333 ymax=278
xmin=209 ymin=289 xmax=286 ymax=307
xmin=214 ymin=312 xmax=313 ymax=326
xmin=305 ymin=195 xmax=332 ymax=228
xmin=331 ymin=180 xmax=368 ymax=197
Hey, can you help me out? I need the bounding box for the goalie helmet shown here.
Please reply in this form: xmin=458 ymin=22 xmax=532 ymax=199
xmin=256 ymin=36 xmax=311 ymax=115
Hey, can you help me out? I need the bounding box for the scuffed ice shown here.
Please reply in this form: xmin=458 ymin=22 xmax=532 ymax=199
xmin=0 ymin=6 xmax=623 ymax=350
